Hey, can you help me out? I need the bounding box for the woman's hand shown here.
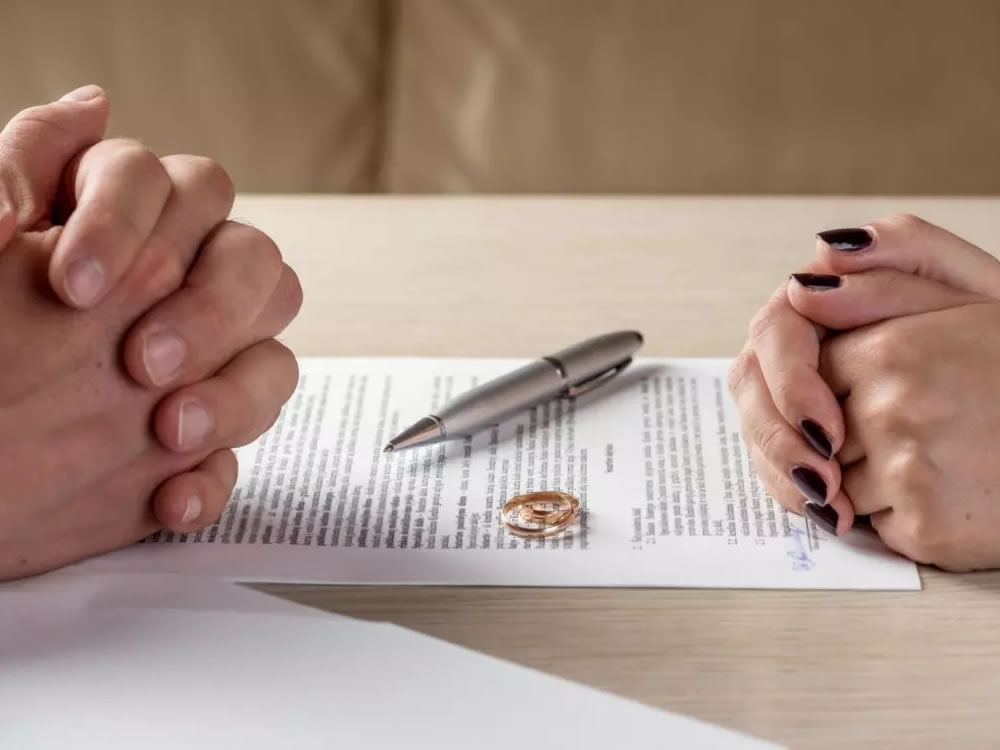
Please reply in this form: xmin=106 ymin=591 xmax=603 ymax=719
xmin=730 ymin=214 xmax=1000 ymax=542
xmin=803 ymin=286 xmax=1000 ymax=571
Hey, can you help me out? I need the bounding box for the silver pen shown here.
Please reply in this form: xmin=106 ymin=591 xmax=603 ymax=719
xmin=383 ymin=330 xmax=643 ymax=453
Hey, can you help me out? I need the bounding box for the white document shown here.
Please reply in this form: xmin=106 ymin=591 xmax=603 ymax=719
xmin=0 ymin=573 xmax=780 ymax=749
xmin=81 ymin=357 xmax=919 ymax=589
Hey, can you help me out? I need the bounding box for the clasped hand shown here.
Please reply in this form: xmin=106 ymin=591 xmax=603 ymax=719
xmin=0 ymin=86 xmax=301 ymax=579
xmin=732 ymin=213 xmax=1000 ymax=571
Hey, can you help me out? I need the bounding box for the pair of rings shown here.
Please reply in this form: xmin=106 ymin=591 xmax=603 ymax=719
xmin=501 ymin=491 xmax=580 ymax=538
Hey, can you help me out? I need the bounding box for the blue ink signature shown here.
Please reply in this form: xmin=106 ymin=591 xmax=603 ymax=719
xmin=787 ymin=527 xmax=815 ymax=571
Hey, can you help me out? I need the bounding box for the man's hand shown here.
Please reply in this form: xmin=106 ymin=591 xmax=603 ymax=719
xmin=0 ymin=88 xmax=303 ymax=578
xmin=0 ymin=86 xmax=304 ymax=534
xmin=0 ymin=84 xmax=150 ymax=308
xmin=0 ymin=216 xmax=300 ymax=579
xmin=730 ymin=214 xmax=1000 ymax=542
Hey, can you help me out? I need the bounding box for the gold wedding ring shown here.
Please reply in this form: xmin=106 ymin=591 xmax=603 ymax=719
xmin=502 ymin=491 xmax=581 ymax=539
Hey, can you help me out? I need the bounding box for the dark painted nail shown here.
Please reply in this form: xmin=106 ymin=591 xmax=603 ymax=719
xmin=804 ymin=502 xmax=839 ymax=536
xmin=799 ymin=419 xmax=833 ymax=460
xmin=790 ymin=465 xmax=828 ymax=505
xmin=817 ymin=227 xmax=873 ymax=252
xmin=790 ymin=273 xmax=842 ymax=290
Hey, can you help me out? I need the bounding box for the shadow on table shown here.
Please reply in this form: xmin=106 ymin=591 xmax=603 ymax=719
xmin=921 ymin=564 xmax=1000 ymax=595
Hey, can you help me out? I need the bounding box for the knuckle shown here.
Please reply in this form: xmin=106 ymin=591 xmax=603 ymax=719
xmin=222 ymin=220 xmax=281 ymax=258
xmin=881 ymin=444 xmax=937 ymax=505
xmin=748 ymin=305 xmax=778 ymax=342
xmin=7 ymin=105 xmax=76 ymax=147
xmin=861 ymin=376 xmax=934 ymax=440
xmin=284 ymin=265 xmax=304 ymax=316
xmin=268 ymin=265 xmax=304 ymax=331
xmin=767 ymin=373 xmax=802 ymax=414
xmin=127 ymin=238 xmax=186 ymax=301
xmin=224 ymin=342 xmax=299 ymax=443
xmin=727 ymin=351 xmax=754 ymax=397
xmin=252 ymin=230 xmax=284 ymax=271
xmin=858 ymin=327 xmax=895 ymax=365
xmin=753 ymin=419 xmax=788 ymax=459
xmin=213 ymin=377 xmax=254 ymax=429
xmin=254 ymin=340 xmax=299 ymax=400
xmin=250 ymin=226 xmax=284 ymax=267
xmin=896 ymin=510 xmax=954 ymax=567
xmin=228 ymin=390 xmax=269 ymax=446
xmin=818 ymin=330 xmax=849 ymax=376
xmin=886 ymin=336 xmax=921 ymax=370
xmin=0 ymin=110 xmax=77 ymax=221
xmin=110 ymin=139 xmax=168 ymax=184
xmin=277 ymin=342 xmax=300 ymax=397
xmin=857 ymin=325 xmax=916 ymax=374
xmin=748 ymin=448 xmax=802 ymax=513
xmin=206 ymin=221 xmax=284 ymax=281
xmin=77 ymin=143 xmax=170 ymax=250
xmin=882 ymin=212 xmax=929 ymax=236
xmin=8 ymin=103 xmax=47 ymax=128
xmin=862 ymin=390 xmax=913 ymax=438
xmin=166 ymin=154 xmax=235 ymax=207
xmin=84 ymin=203 xmax=146 ymax=248
xmin=0 ymin=165 xmax=33 ymax=222
xmin=185 ymin=291 xmax=235 ymax=349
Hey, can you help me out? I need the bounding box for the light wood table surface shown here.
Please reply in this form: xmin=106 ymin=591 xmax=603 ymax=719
xmin=234 ymin=196 xmax=1000 ymax=749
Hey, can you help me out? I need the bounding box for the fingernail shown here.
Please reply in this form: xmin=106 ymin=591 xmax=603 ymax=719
xmin=817 ymin=227 xmax=873 ymax=252
xmin=790 ymin=273 xmax=842 ymax=290
xmin=59 ymin=84 xmax=104 ymax=103
xmin=177 ymin=400 xmax=214 ymax=450
xmin=799 ymin=418 xmax=833 ymax=460
xmin=790 ymin=465 xmax=828 ymax=505
xmin=65 ymin=257 xmax=106 ymax=307
xmin=181 ymin=494 xmax=203 ymax=524
xmin=143 ymin=330 xmax=186 ymax=387
xmin=804 ymin=502 xmax=839 ymax=536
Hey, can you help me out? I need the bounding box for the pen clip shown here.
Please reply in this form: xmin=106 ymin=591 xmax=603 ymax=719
xmin=566 ymin=358 xmax=632 ymax=398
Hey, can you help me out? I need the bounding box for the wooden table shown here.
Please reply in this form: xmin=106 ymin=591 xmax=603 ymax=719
xmin=234 ymin=196 xmax=1000 ymax=749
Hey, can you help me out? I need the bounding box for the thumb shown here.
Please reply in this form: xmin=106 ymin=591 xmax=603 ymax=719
xmin=0 ymin=85 xmax=110 ymax=244
xmin=815 ymin=214 xmax=1000 ymax=299
xmin=787 ymin=268 xmax=987 ymax=331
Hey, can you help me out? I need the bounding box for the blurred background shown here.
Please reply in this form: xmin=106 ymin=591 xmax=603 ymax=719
xmin=3 ymin=0 xmax=998 ymax=195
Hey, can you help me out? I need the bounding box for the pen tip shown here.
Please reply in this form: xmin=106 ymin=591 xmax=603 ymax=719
xmin=383 ymin=444 xmax=394 ymax=454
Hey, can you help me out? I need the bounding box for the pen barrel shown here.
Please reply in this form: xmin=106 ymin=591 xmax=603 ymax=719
xmin=548 ymin=330 xmax=643 ymax=383
xmin=436 ymin=360 xmax=564 ymax=436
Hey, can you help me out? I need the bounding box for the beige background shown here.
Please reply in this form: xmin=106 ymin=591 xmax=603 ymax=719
xmin=1 ymin=1 xmax=998 ymax=194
